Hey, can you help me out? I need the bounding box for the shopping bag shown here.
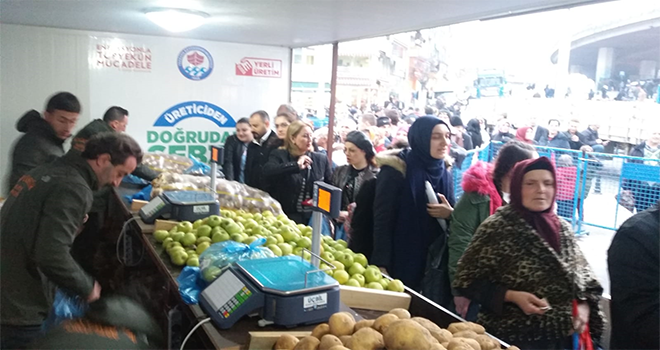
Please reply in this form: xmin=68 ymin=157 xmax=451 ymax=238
xmin=572 ymin=300 xmax=594 ymax=350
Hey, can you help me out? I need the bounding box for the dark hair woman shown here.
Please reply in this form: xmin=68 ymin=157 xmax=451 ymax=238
xmin=454 ymin=157 xmax=604 ymax=348
xmin=371 ymin=117 xmax=455 ymax=292
xmin=448 ymin=140 xmax=537 ymax=320
xmin=466 ymin=118 xmax=483 ymax=148
xmin=263 ymin=121 xmax=332 ymax=224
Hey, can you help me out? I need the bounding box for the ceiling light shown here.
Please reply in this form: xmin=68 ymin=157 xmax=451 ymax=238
xmin=145 ymin=8 xmax=210 ymax=33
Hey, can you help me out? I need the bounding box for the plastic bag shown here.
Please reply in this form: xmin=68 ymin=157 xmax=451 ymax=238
xmin=185 ymin=156 xmax=212 ymax=176
xmin=142 ymin=153 xmax=193 ymax=174
xmin=122 ymin=174 xmax=149 ymax=186
xmin=124 ymin=185 xmax=152 ymax=204
xmin=48 ymin=289 xmax=88 ymax=327
xmin=177 ymin=266 xmax=206 ymax=304
xmin=199 ymin=238 xmax=276 ymax=283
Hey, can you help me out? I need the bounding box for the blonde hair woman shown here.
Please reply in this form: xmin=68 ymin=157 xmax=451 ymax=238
xmin=263 ymin=121 xmax=333 ymax=224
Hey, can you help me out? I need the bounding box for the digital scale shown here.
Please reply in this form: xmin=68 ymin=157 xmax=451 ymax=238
xmin=139 ymin=191 xmax=220 ymax=224
xmin=199 ymin=256 xmax=340 ymax=329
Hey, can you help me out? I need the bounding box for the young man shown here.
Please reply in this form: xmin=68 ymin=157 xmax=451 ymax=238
xmin=245 ymin=110 xmax=280 ymax=190
xmin=450 ymin=116 xmax=473 ymax=150
xmin=222 ymin=118 xmax=254 ymax=183
xmin=0 ymin=133 xmax=143 ymax=349
xmin=538 ymin=119 xmax=570 ymax=149
xmin=7 ymin=92 xmax=81 ymax=192
xmin=71 ymin=106 xmax=129 ymax=151
xmin=579 ymin=124 xmax=608 ymax=152
xmin=567 ymin=119 xmax=584 ymax=150
xmin=528 ymin=116 xmax=548 ymax=144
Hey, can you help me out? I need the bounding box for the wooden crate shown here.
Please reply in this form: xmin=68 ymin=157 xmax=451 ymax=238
xmin=153 ymin=219 xmax=178 ymax=232
xmin=248 ymin=331 xmax=311 ymax=350
xmin=130 ymin=199 xmax=148 ymax=211
xmin=339 ymin=285 xmax=411 ymax=312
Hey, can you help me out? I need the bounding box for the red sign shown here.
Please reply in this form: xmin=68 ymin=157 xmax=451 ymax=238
xmin=235 ymin=57 xmax=282 ymax=78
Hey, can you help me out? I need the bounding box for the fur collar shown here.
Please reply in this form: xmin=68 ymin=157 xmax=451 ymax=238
xmin=375 ymin=148 xmax=454 ymax=175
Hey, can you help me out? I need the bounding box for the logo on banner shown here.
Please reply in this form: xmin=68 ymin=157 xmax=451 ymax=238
xmin=178 ymin=46 xmax=214 ymax=80
xmin=147 ymin=101 xmax=235 ymax=162
xmin=95 ymin=41 xmax=152 ymax=71
xmin=235 ymin=57 xmax=282 ymax=78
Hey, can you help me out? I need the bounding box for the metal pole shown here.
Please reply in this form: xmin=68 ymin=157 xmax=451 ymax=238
xmin=326 ymin=42 xmax=339 ymax=163
xmin=287 ymin=47 xmax=293 ymax=104
xmin=210 ymin=162 xmax=217 ymax=194
xmin=310 ymin=211 xmax=323 ymax=267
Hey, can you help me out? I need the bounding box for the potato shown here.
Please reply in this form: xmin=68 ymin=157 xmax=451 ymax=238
xmin=274 ymin=334 xmax=299 ymax=350
xmin=354 ymin=319 xmax=375 ymax=332
xmin=447 ymin=338 xmax=481 ymax=350
xmin=319 ymin=335 xmax=344 ymax=350
xmin=433 ymin=329 xmax=453 ymax=343
xmin=508 ymin=347 xmax=520 ymax=350
xmin=447 ymin=322 xmax=472 ymax=334
xmin=411 ymin=317 xmax=443 ymax=333
xmin=373 ymin=313 xmax=400 ymax=333
xmin=312 ymin=323 xmax=331 ymax=339
xmin=351 ymin=327 xmax=385 ymax=350
xmin=431 ymin=343 xmax=448 ymax=350
xmin=383 ymin=319 xmax=437 ymax=350
xmin=338 ymin=336 xmax=353 ymax=348
xmin=328 ymin=346 xmax=350 ymax=350
xmin=468 ymin=322 xmax=485 ymax=335
xmin=453 ymin=330 xmax=478 ymax=339
xmin=294 ymin=336 xmax=321 ymax=350
xmin=328 ymin=313 xmax=356 ymax=337
xmin=474 ymin=335 xmax=500 ymax=350
xmin=388 ymin=308 xmax=411 ymax=319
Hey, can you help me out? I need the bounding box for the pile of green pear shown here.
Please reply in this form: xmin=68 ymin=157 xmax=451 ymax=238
xmin=152 ymin=208 xmax=405 ymax=292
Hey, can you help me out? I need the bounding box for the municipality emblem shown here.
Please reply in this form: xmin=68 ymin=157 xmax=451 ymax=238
xmin=177 ymin=46 xmax=213 ymax=81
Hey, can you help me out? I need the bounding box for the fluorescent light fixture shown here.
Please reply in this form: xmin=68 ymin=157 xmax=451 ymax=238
xmin=145 ymin=8 xmax=210 ymax=33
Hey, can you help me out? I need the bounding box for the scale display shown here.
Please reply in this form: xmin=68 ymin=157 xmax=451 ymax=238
xmin=201 ymin=271 xmax=253 ymax=319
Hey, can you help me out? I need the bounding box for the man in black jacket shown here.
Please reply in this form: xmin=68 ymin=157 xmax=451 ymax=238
xmin=608 ymin=201 xmax=659 ymax=349
xmin=222 ymin=117 xmax=253 ymax=182
xmin=1 ymin=133 xmax=143 ymax=349
xmin=6 ymin=92 xmax=81 ymax=193
xmin=245 ymin=110 xmax=281 ymax=190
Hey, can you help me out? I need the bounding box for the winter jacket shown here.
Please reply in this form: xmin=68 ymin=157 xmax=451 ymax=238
xmin=579 ymin=128 xmax=600 ymax=146
xmin=448 ymin=162 xmax=499 ymax=284
xmin=608 ymin=203 xmax=659 ymax=349
xmin=454 ymin=205 xmax=604 ymax=344
xmin=330 ymin=164 xmax=378 ymax=210
xmin=222 ymin=134 xmax=249 ymax=182
xmin=491 ymin=132 xmax=514 ymax=143
xmin=348 ymin=178 xmax=377 ymax=260
xmin=533 ymin=126 xmax=549 ymax=144
xmin=7 ymin=110 xmax=66 ymax=192
xmin=32 ymin=296 xmax=163 ymax=349
xmin=1 ymin=151 xmax=97 ymax=326
xmin=263 ymin=149 xmax=332 ymax=224
xmin=567 ymin=132 xmax=584 ymax=150
xmin=537 ymin=131 xmax=571 ymax=149
xmin=245 ymin=131 xmax=282 ymax=190
xmin=71 ymin=119 xmax=112 ymax=152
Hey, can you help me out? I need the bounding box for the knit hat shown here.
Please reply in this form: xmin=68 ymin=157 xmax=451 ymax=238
xmin=344 ymin=131 xmax=376 ymax=160
xmin=377 ymin=117 xmax=391 ymax=127
xmin=450 ymin=116 xmax=464 ymax=128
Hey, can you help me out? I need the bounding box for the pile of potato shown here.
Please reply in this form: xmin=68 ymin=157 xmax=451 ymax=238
xmin=272 ymin=309 xmax=519 ymax=350
xmin=142 ymin=153 xmax=193 ymax=174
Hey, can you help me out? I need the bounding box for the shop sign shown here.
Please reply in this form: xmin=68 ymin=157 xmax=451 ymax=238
xmin=94 ymin=42 xmax=152 ymax=71
xmin=178 ymin=46 xmax=214 ymax=80
xmin=235 ymin=57 xmax=282 ymax=78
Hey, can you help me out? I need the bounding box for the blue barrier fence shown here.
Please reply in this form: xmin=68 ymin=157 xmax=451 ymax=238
xmin=452 ymin=142 xmax=660 ymax=233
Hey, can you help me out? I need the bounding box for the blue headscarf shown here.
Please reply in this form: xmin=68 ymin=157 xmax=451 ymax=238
xmin=390 ymin=116 xmax=455 ymax=290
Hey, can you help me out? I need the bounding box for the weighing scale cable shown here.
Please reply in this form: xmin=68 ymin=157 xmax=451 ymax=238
xmin=180 ymin=317 xmax=211 ymax=350
xmin=116 ymin=216 xmax=145 ymax=266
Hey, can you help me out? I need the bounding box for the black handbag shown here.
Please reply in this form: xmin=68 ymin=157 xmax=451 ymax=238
xmin=420 ymin=232 xmax=453 ymax=308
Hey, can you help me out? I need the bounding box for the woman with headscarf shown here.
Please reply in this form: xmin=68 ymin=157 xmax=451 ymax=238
xmin=515 ymin=126 xmax=535 ymax=144
xmin=372 ymin=117 xmax=455 ymax=292
xmin=453 ymin=157 xmax=604 ymax=349
xmin=466 ymin=118 xmax=483 ymax=148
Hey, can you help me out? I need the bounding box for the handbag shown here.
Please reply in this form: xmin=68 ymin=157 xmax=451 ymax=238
xmin=420 ymin=233 xmax=452 ymax=308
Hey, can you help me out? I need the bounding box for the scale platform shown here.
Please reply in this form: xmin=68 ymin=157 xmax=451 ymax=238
xmin=199 ymin=256 xmax=340 ymax=329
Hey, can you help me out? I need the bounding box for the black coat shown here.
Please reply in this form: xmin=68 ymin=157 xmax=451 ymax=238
xmin=348 ymin=178 xmax=377 ymax=260
xmin=245 ymin=131 xmax=281 ymax=190
xmin=7 ymin=110 xmax=65 ymax=192
xmin=579 ymin=128 xmax=600 ymax=146
xmin=533 ymin=126 xmax=549 ymax=144
xmin=263 ymin=149 xmax=332 ymax=224
xmin=491 ymin=132 xmax=514 ymax=143
xmin=537 ymin=131 xmax=571 ymax=149
xmin=608 ymin=203 xmax=659 ymax=349
xmin=222 ymin=134 xmax=248 ymax=182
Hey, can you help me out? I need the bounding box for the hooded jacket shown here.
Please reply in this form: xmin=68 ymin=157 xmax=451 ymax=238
xmin=448 ymin=162 xmax=500 ymax=284
xmin=32 ymin=296 xmax=163 ymax=349
xmin=7 ymin=110 xmax=65 ymax=191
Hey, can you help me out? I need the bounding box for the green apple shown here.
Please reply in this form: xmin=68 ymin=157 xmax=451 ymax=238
xmin=170 ymin=251 xmax=188 ymax=266
xmin=348 ymin=263 xmax=366 ymax=276
xmin=167 ymin=245 xmax=185 ymax=256
xmin=181 ymin=232 xmax=196 ymax=247
xmin=170 ymin=231 xmax=185 ymax=243
xmin=296 ymin=237 xmax=312 ymax=249
xmin=333 ymin=270 xmax=350 ymax=285
xmin=196 ymin=242 xmax=211 ymax=255
xmin=206 ymin=215 xmax=222 ymax=227
xmin=162 ymin=237 xmax=174 ymax=249
xmin=301 ymin=226 xmax=313 ymax=236
xmin=197 ymin=225 xmax=212 ymax=238
xmin=345 ymin=279 xmax=361 ymax=287
xmin=167 ymin=242 xmax=182 ymax=251
xmin=272 ymin=234 xmax=284 ymax=244
xmin=186 ymin=249 xmax=196 ymax=256
xmin=350 ymin=273 xmax=366 ymax=287
xmin=230 ymin=233 xmax=245 ymax=243
xmin=321 ymin=252 xmax=335 ymax=263
xmin=265 ymin=236 xmax=278 ymax=246
xmin=225 ymin=222 xmax=242 ymax=235
xmin=353 ymin=253 xmax=368 ymax=267
xmin=153 ymin=230 xmax=169 ymax=242
xmin=267 ymin=244 xmax=283 ymax=256
xmin=343 ymin=248 xmax=354 ymax=256
xmin=243 ymin=236 xmax=258 ymax=245
xmin=387 ymin=279 xmax=405 ymax=293
xmin=202 ymin=266 xmax=222 ymax=282
xmin=168 ymin=226 xmax=178 ymax=235
xmin=364 ymin=267 xmax=382 ymax=283
xmin=331 ymin=261 xmax=345 ymax=271
xmin=176 ymin=221 xmax=193 ymax=234
xmin=320 ymin=263 xmax=333 ymax=275
xmin=212 ymin=232 xmax=230 ymax=243
xmin=196 ymin=236 xmax=212 ymax=245
xmin=186 ymin=256 xmax=200 ymax=267
xmin=378 ymin=278 xmax=389 ymax=289
xmin=336 ymin=252 xmax=354 ymax=269
xmin=262 ymin=210 xmax=274 ymax=217
xmin=193 ymin=219 xmax=204 ymax=229
xmin=332 ymin=243 xmax=345 ymax=251
xmin=279 ymin=226 xmax=296 ymax=241
xmin=289 ymin=241 xmax=297 ymax=248
xmin=336 ymin=239 xmax=348 ymax=248
xmin=211 ymin=226 xmax=222 ymax=235
xmin=277 ymin=243 xmax=293 ymax=256
xmin=366 ymin=282 xmax=384 ymax=290
xmin=293 ymin=247 xmax=304 ymax=256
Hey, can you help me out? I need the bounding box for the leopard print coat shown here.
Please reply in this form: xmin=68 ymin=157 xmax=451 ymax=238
xmin=453 ymin=205 xmax=604 ymax=344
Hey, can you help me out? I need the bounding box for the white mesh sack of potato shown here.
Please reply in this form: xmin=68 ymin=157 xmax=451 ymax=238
xmin=142 ymin=153 xmax=193 ymax=174
xmin=215 ymin=179 xmax=283 ymax=214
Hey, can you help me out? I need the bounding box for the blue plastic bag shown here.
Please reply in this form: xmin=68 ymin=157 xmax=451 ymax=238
xmin=184 ymin=156 xmax=211 ymax=176
xmin=308 ymin=215 xmax=332 ymax=237
xmin=199 ymin=238 xmax=276 ymax=282
xmin=177 ymin=266 xmax=206 ymax=304
xmin=124 ymin=185 xmax=153 ymax=204
xmin=122 ymin=174 xmax=149 ymax=186
xmin=46 ymin=290 xmax=88 ymax=328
